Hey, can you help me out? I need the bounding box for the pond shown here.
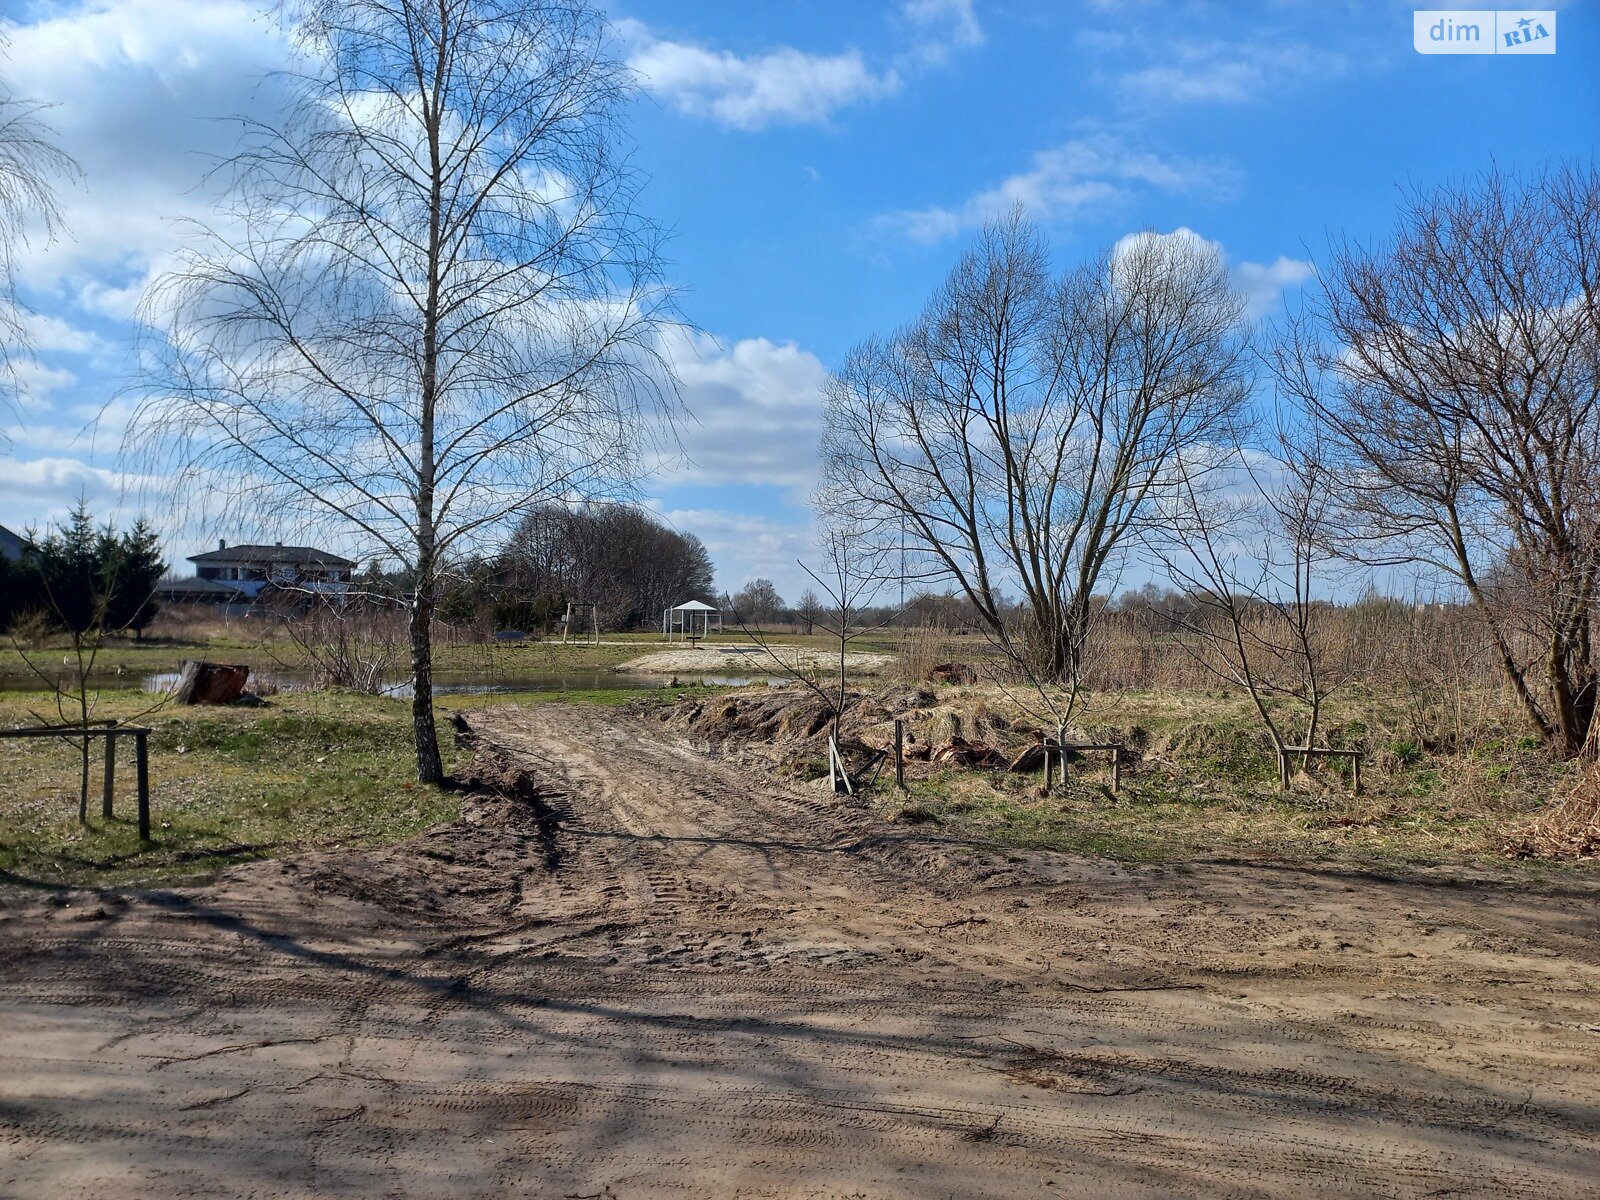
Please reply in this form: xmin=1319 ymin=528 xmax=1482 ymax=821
xmin=0 ymin=667 xmax=783 ymax=698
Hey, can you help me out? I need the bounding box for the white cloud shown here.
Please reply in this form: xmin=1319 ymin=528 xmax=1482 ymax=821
xmin=619 ymin=1 xmax=982 ymax=131
xmin=20 ymin=312 xmax=109 ymax=355
xmin=1235 ymin=255 xmax=1315 ymax=319
xmin=1079 ymin=27 xmax=1346 ymax=108
xmin=659 ymin=505 xmax=816 ymax=599
xmin=5 ymin=0 xmax=293 ymax=305
xmin=880 ymin=134 xmax=1232 ymax=242
xmin=11 ymin=360 xmax=77 ymax=400
xmin=1114 ymin=228 xmax=1314 ymax=319
xmin=658 ymin=331 xmax=828 ymax=492
xmin=898 ymin=0 xmax=984 ymax=67
xmin=620 ymin=20 xmax=899 ymax=131
xmin=0 ymin=454 xmax=156 ymax=521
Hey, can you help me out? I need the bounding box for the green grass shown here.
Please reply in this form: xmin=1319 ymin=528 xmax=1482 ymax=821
xmin=0 ymin=689 xmax=466 ymax=889
xmin=872 ymin=750 xmax=1588 ymax=875
xmin=0 ymin=678 xmax=735 ymax=891
xmin=0 ymin=624 xmax=896 ymax=682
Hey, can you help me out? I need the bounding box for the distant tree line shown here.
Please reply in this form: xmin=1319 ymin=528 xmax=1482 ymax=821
xmin=0 ymin=505 xmax=166 ymax=638
xmin=438 ymin=505 xmax=715 ymax=632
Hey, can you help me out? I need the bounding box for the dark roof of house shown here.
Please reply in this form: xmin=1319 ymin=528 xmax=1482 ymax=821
xmin=0 ymin=524 xmax=25 ymax=560
xmin=158 ymin=576 xmax=245 ymax=599
xmin=188 ymin=544 xmax=356 ymax=568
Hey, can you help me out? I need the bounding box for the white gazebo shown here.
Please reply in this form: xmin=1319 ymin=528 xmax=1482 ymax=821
xmin=662 ymin=599 xmax=723 ymax=642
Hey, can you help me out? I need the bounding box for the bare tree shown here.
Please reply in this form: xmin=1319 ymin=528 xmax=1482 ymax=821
xmin=730 ymin=578 xmax=786 ymax=626
xmin=795 ymin=588 xmax=822 ymax=635
xmin=1154 ymin=417 xmax=1357 ymax=788
xmin=273 ymin=591 xmax=408 ymax=694
xmin=736 ymin=509 xmax=900 ymax=781
xmin=0 ymin=50 xmax=77 ymax=427
xmin=131 ymin=0 xmax=678 ymax=782
xmin=821 ymin=212 xmax=1250 ymax=715
xmin=1285 ymin=162 xmax=1600 ymax=757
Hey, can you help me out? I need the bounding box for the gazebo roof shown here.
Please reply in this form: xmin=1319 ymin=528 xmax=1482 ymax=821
xmin=669 ymin=600 xmax=718 ymax=611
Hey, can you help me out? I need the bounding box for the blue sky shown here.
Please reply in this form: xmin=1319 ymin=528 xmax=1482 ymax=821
xmin=0 ymin=0 xmax=1594 ymax=600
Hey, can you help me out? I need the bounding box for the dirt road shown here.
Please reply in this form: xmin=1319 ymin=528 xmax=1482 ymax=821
xmin=3 ymin=703 xmax=1598 ymax=1199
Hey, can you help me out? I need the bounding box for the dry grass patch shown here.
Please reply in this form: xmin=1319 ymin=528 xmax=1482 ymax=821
xmin=0 ymin=690 xmax=465 ymax=889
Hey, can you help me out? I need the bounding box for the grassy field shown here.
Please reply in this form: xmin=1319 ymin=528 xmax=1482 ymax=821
xmin=861 ymin=685 xmax=1587 ymax=874
xmin=0 ymin=622 xmax=912 ymax=682
xmin=0 ymin=682 xmax=729 ymax=890
xmin=8 ymin=643 xmax=1591 ymax=890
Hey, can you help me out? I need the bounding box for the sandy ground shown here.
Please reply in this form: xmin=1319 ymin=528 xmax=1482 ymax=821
xmin=2 ymin=702 xmax=1599 ymax=1199
xmin=619 ymin=644 xmax=895 ymax=675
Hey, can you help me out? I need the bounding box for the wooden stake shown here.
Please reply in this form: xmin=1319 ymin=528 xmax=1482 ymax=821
xmin=894 ymin=719 xmax=905 ymax=790
xmin=829 ymin=735 xmax=854 ymax=796
xmin=102 ymin=731 xmax=116 ymax=819
xmin=135 ymin=732 xmax=151 ymax=842
xmin=1111 ymin=746 xmax=1121 ymax=794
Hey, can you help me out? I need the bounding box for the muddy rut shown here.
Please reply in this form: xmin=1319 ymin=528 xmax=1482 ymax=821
xmin=2 ymin=702 xmax=1598 ymax=1198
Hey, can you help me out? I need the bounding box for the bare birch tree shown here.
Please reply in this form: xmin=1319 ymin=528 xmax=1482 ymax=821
xmin=130 ymin=0 xmax=678 ymax=782
xmin=0 ymin=51 xmax=76 ymax=426
xmin=821 ymin=212 xmax=1250 ymax=709
xmin=1284 ymin=162 xmax=1600 ymax=757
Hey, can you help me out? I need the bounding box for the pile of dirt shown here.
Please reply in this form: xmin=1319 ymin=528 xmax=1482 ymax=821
xmin=647 ymin=684 xmax=956 ymax=744
xmin=645 ymin=685 xmax=1053 ymax=775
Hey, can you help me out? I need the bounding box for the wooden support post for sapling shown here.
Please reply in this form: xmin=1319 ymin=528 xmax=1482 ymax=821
xmin=135 ymin=732 xmax=151 ymax=842
xmin=894 ymin=719 xmax=905 ymax=789
xmin=102 ymin=731 xmax=116 ymax=819
xmin=828 ymin=734 xmax=853 ymax=796
xmin=1111 ymin=745 xmax=1121 ymax=794
xmin=1352 ymin=752 xmax=1363 ymax=795
xmin=1041 ymin=746 xmax=1052 ymax=794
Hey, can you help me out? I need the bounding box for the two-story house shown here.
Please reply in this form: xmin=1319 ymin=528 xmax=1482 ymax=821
xmin=0 ymin=523 xmax=26 ymax=562
xmin=184 ymin=541 xmax=356 ymax=601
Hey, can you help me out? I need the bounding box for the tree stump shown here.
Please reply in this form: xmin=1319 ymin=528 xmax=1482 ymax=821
xmin=173 ymin=660 xmax=251 ymax=705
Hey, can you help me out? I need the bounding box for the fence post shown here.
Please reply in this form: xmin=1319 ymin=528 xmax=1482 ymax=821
xmin=102 ymin=731 xmax=117 ymax=819
xmin=894 ymin=719 xmax=905 ymax=790
xmin=829 ymin=734 xmax=854 ymax=796
xmin=135 ymin=732 xmax=151 ymax=842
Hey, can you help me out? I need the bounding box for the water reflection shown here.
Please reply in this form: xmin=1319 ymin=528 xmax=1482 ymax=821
xmin=0 ymin=667 xmax=779 ymax=697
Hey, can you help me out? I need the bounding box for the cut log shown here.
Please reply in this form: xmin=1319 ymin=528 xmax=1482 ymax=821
xmin=926 ymin=662 xmax=977 ymax=685
xmin=931 ymin=737 xmax=1005 ymax=768
xmin=173 ymin=660 xmax=250 ymax=705
xmin=1007 ymin=742 xmax=1047 ymax=773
